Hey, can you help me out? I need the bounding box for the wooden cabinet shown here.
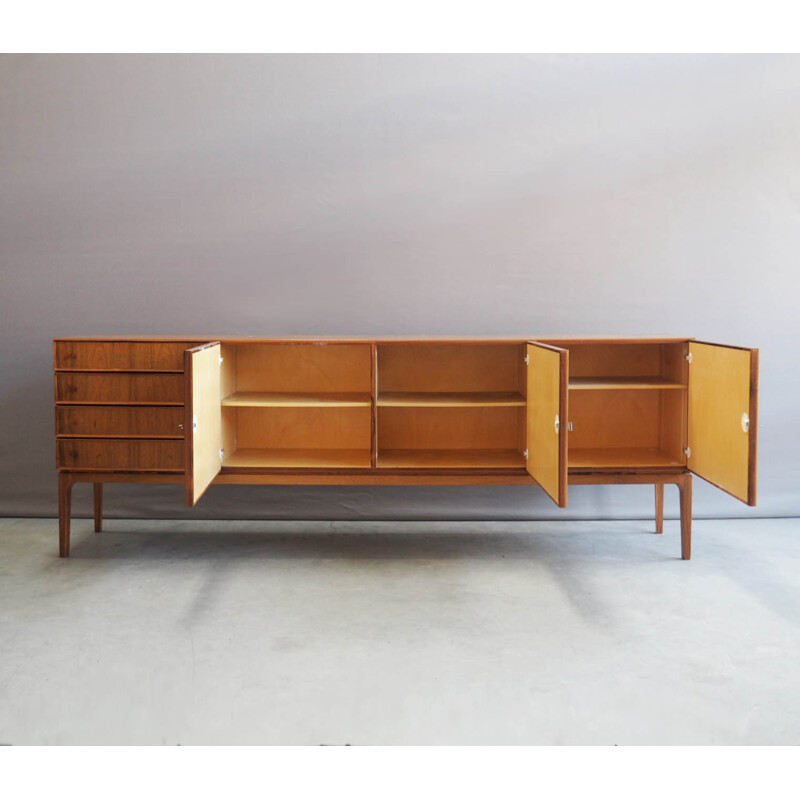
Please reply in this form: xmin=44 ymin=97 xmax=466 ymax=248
xmin=54 ymin=337 xmax=759 ymax=560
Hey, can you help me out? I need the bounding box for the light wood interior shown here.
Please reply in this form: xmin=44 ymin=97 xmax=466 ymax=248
xmin=222 ymin=391 xmax=370 ymax=407
xmin=378 ymin=449 xmax=524 ymax=469
xmin=377 ymin=392 xmax=525 ymax=407
xmin=229 ymin=343 xmax=372 ymax=394
xmin=567 ymin=342 xmax=688 ymax=381
xmin=224 ymin=448 xmax=370 ymax=469
xmin=564 ymin=342 xmax=688 ymax=470
xmin=569 ymin=448 xmax=684 ymax=469
xmin=375 ymin=344 xmax=526 ymax=468
xmin=377 ymin=344 xmax=525 ymax=395
xmin=219 ymin=344 xmax=373 ymax=469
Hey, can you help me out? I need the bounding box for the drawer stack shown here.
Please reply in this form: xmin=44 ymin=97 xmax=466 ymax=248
xmin=54 ymin=340 xmax=199 ymax=471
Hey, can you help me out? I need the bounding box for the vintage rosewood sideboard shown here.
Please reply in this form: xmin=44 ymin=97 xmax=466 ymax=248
xmin=53 ymin=337 xmax=758 ymax=559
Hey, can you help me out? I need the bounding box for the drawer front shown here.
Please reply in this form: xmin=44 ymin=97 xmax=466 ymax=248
xmin=56 ymin=406 xmax=185 ymax=437
xmin=56 ymin=373 xmax=184 ymax=404
xmin=54 ymin=341 xmax=198 ymax=371
xmin=57 ymin=439 xmax=185 ymax=471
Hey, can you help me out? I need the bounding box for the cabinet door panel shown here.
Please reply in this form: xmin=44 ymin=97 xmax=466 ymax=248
xmin=526 ymin=342 xmax=568 ymax=507
xmin=185 ymin=343 xmax=222 ymax=506
xmin=688 ymin=342 xmax=758 ymax=505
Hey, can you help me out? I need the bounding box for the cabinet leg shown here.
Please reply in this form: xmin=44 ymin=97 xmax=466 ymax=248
xmin=678 ymin=474 xmax=692 ymax=560
xmin=58 ymin=472 xmax=73 ymax=558
xmin=655 ymin=483 xmax=664 ymax=534
xmin=93 ymin=482 xmax=103 ymax=532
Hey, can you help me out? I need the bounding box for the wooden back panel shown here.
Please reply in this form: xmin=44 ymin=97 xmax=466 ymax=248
xmin=235 ymin=407 xmax=371 ymax=449
xmin=378 ymin=344 xmax=523 ymax=393
xmin=568 ymin=343 xmax=686 ymax=379
xmin=378 ymin=407 xmax=520 ymax=450
xmin=234 ymin=344 xmax=372 ymax=393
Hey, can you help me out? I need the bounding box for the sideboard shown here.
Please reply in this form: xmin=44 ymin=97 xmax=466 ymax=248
xmin=53 ymin=337 xmax=758 ymax=559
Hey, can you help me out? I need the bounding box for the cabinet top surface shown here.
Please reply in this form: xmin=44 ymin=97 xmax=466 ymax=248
xmin=54 ymin=335 xmax=694 ymax=344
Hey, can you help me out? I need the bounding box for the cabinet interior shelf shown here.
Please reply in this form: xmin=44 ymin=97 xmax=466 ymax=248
xmin=377 ymin=392 xmax=526 ymax=407
xmin=223 ymin=448 xmax=372 ymax=469
xmin=377 ymin=449 xmax=525 ymax=469
xmin=569 ymin=377 xmax=686 ymax=390
xmin=221 ymin=391 xmax=372 ymax=408
xmin=569 ymin=448 xmax=685 ymax=469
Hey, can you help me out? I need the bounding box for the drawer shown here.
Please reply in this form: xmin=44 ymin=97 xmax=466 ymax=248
xmin=56 ymin=406 xmax=185 ymax=437
xmin=57 ymin=439 xmax=185 ymax=471
xmin=54 ymin=341 xmax=199 ymax=371
xmin=56 ymin=373 xmax=184 ymax=404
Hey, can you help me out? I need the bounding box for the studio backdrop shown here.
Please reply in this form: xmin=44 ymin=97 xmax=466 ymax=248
xmin=1 ymin=54 xmax=798 ymax=521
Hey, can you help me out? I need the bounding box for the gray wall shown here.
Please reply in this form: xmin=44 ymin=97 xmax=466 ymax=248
xmin=2 ymin=54 xmax=798 ymax=521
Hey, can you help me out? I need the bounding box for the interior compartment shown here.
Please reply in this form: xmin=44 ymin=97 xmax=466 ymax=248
xmin=566 ymin=342 xmax=687 ymax=388
xmin=377 ymin=343 xmax=526 ymax=401
xmin=377 ymin=406 xmax=526 ymax=469
xmin=376 ymin=343 xmax=527 ymax=468
xmin=219 ymin=343 xmax=372 ymax=468
xmin=563 ymin=342 xmax=688 ymax=469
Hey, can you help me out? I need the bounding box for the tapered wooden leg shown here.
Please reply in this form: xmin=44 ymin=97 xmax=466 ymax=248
xmin=58 ymin=472 xmax=73 ymax=558
xmin=678 ymin=473 xmax=692 ymax=560
xmin=655 ymin=483 xmax=664 ymax=534
xmin=93 ymin=482 xmax=103 ymax=532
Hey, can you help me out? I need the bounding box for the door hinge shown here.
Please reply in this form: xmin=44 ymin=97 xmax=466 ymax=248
xmin=523 ymin=449 xmax=529 ymax=459
xmin=524 ymin=354 xmax=530 ymax=365
xmin=555 ymin=414 xmax=560 ymax=434
xmin=683 ymin=447 xmax=691 ymax=458
xmin=192 ymin=415 xmax=198 ymax=433
xmin=685 ymin=352 xmax=692 ymax=364
xmin=567 ymin=421 xmax=573 ymax=432
xmin=741 ymin=412 xmax=750 ymax=432
xmin=219 ymin=356 xmax=224 ymax=364
xmin=219 ymin=448 xmax=225 ymax=461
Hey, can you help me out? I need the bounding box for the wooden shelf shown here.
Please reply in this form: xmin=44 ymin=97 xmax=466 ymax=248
xmin=223 ymin=448 xmax=372 ymax=469
xmin=378 ymin=449 xmax=526 ymax=469
xmin=569 ymin=448 xmax=685 ymax=469
xmin=377 ymin=392 xmax=525 ymax=407
xmin=222 ymin=391 xmax=372 ymax=408
xmin=569 ymin=377 xmax=686 ymax=390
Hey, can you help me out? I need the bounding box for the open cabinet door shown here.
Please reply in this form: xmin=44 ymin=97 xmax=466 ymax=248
xmin=526 ymin=342 xmax=569 ymax=507
xmin=185 ymin=342 xmax=222 ymax=506
xmin=688 ymin=342 xmax=758 ymax=505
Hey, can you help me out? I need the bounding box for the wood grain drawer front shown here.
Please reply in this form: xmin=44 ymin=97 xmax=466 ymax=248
xmin=57 ymin=439 xmax=185 ymax=471
xmin=57 ymin=406 xmax=184 ymax=438
xmin=56 ymin=373 xmax=184 ymax=404
xmin=55 ymin=341 xmax=197 ymax=371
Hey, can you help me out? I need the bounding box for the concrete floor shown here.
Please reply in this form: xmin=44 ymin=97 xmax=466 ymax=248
xmin=0 ymin=516 xmax=798 ymax=745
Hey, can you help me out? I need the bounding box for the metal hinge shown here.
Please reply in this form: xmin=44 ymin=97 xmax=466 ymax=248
xmin=524 ymin=354 xmax=530 ymax=365
xmin=220 ymin=448 xmax=224 ymax=461
xmin=192 ymin=415 xmax=198 ymax=433
xmin=554 ymin=414 xmax=560 ymax=434
xmin=567 ymin=421 xmax=573 ymax=432
xmin=523 ymin=449 xmax=529 ymax=459
xmin=683 ymin=447 xmax=691 ymax=458
xmin=219 ymin=356 xmax=224 ymax=364
xmin=685 ymin=352 xmax=692 ymax=364
xmin=741 ymin=412 xmax=750 ymax=432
